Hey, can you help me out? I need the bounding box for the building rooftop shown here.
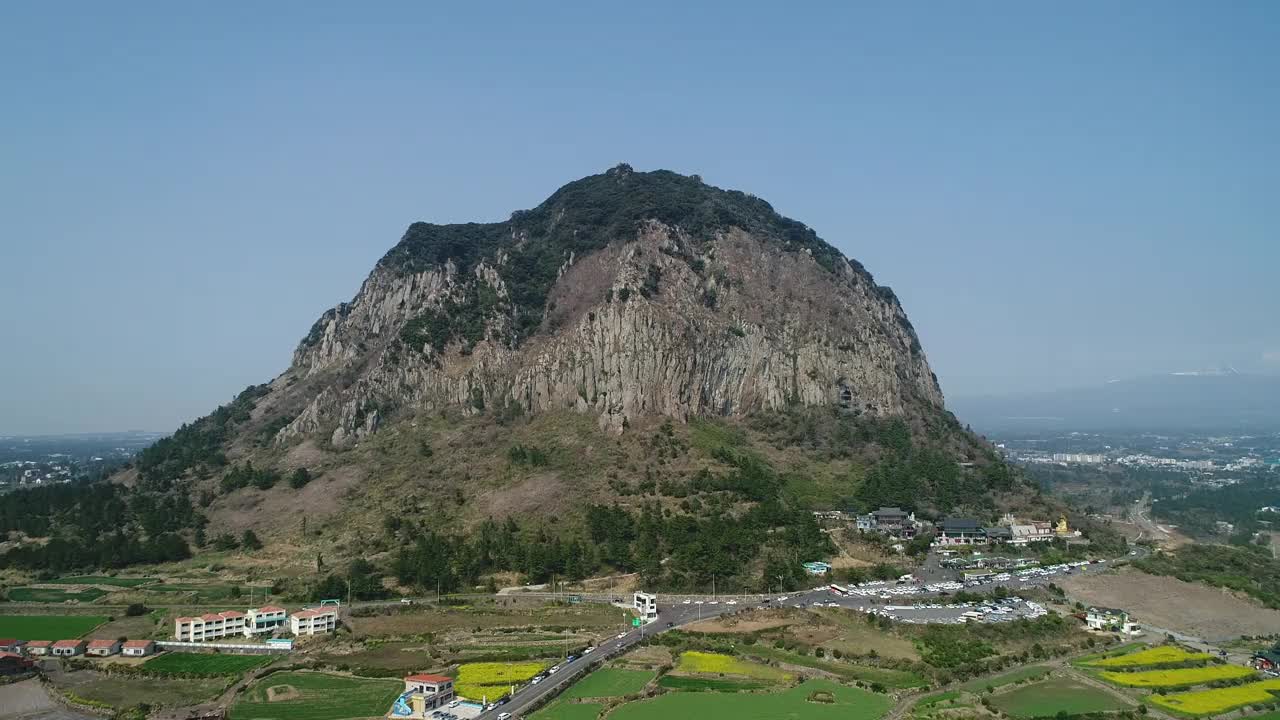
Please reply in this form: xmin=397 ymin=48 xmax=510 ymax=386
xmin=52 ymin=639 xmax=85 ymax=648
xmin=123 ymin=640 xmax=154 ymax=648
xmin=255 ymin=605 xmax=287 ymax=613
xmin=87 ymin=639 xmax=118 ymax=648
xmin=293 ymin=607 xmax=337 ymax=619
xmin=26 ymin=640 xmax=52 ymax=648
xmin=942 ymin=518 xmax=981 ymax=531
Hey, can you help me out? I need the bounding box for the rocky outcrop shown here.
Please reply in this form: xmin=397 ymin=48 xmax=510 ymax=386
xmin=271 ymin=168 xmax=944 ymax=446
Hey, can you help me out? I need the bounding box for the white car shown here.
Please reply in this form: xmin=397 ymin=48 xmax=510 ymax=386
xmin=682 ymin=599 xmax=691 ymax=604
xmin=548 ymin=665 xmax=560 ymax=674
xmin=709 ymin=600 xmax=719 ymax=605
xmin=498 ymin=714 xmax=512 ymax=720
xmin=727 ymin=600 xmax=738 ymax=605
xmin=531 ymin=677 xmax=542 ymax=685
xmin=694 ymin=600 xmax=704 ymax=605
xmin=584 ymin=646 xmax=595 ymax=654
xmin=617 ymin=632 xmax=627 ymax=639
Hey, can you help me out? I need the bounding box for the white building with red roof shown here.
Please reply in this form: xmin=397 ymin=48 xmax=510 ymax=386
xmin=122 ymin=639 xmax=156 ymax=657
xmin=86 ymin=639 xmax=121 ymax=656
xmin=289 ymin=607 xmax=338 ymax=636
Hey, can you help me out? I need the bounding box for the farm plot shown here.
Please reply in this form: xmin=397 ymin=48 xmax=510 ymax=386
xmin=992 ymin=677 xmax=1128 ymax=718
xmin=1149 ymin=678 xmax=1280 ymax=717
xmin=609 ymin=679 xmax=891 ymax=720
xmin=55 ymin=672 xmax=229 ymax=709
xmin=7 ymin=586 xmax=107 ymax=603
xmin=0 ymin=614 xmax=107 ymax=639
xmin=674 ymin=651 xmax=791 ymax=682
xmin=961 ymin=666 xmax=1050 ymax=692
xmin=454 ymin=661 xmax=548 ymax=700
xmin=1083 ymin=645 xmax=1214 ymax=669
xmin=533 ymin=699 xmax=604 ymax=720
xmin=48 ymin=575 xmax=155 ymax=587
xmin=561 ymin=668 xmax=653 ymax=699
xmin=144 ymin=652 xmax=274 ymax=676
xmin=1098 ymin=664 xmax=1256 ymax=689
xmin=231 ymin=671 xmax=402 ymax=720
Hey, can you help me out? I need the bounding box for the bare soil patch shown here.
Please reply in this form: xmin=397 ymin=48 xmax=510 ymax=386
xmin=683 ymin=610 xmax=800 ymax=634
xmin=1062 ymin=566 xmax=1280 ymax=641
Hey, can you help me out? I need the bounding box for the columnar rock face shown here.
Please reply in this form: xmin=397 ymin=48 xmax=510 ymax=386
xmin=274 ymin=166 xmax=944 ymax=446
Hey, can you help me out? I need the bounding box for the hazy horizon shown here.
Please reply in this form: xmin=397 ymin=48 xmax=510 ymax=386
xmin=2 ymin=2 xmax=1277 ymax=435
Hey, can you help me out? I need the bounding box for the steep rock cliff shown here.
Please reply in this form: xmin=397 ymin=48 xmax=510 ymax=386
xmin=271 ymin=165 xmax=943 ymax=446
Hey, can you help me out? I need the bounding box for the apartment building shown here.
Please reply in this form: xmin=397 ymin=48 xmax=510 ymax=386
xmin=174 ymin=610 xmax=247 ymax=641
xmin=290 ymin=607 xmax=338 ymax=635
xmin=244 ymin=606 xmax=289 ymax=636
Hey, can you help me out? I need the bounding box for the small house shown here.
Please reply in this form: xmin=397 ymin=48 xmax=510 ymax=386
xmin=87 ymin=639 xmax=122 ymax=657
xmin=0 ymin=639 xmax=26 ymax=654
xmin=25 ymin=640 xmax=52 ymax=656
xmin=51 ymin=639 xmax=87 ymax=657
xmin=121 ymin=639 xmax=156 ymax=657
xmin=0 ymin=651 xmax=34 ymax=675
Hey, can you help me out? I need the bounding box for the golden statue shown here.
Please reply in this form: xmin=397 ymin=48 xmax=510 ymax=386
xmin=1055 ymin=516 xmax=1070 ymax=535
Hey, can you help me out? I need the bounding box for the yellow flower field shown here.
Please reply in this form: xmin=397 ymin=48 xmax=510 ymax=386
xmin=1150 ymin=678 xmax=1280 ymax=716
xmin=455 ymin=661 xmax=548 ymax=701
xmin=1099 ymin=664 xmax=1255 ymax=688
xmin=1087 ymin=645 xmax=1214 ymax=668
xmin=676 ymin=651 xmax=791 ymax=681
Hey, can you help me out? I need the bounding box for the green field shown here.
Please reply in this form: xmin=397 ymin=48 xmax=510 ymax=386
xmin=744 ymin=646 xmax=927 ymax=688
xmin=231 ymin=671 xmax=403 ymax=720
xmin=48 ymin=576 xmax=155 ymax=587
xmin=145 ymin=583 xmax=244 ymax=602
xmin=0 ymin=615 xmax=107 ymax=639
xmin=562 ymin=668 xmax=654 ymax=699
xmin=609 ymin=679 xmax=892 ymax=720
xmin=62 ymin=675 xmax=230 ymax=708
xmin=533 ymin=699 xmax=604 ymax=720
xmin=992 ymin=677 xmax=1129 ymax=718
xmin=144 ymin=652 xmax=274 ymax=676
xmin=915 ymin=691 xmax=963 ymax=708
xmin=7 ymin=587 xmax=107 ymax=603
xmin=658 ymin=675 xmax=772 ymax=692
xmin=961 ymin=666 xmax=1050 ymax=692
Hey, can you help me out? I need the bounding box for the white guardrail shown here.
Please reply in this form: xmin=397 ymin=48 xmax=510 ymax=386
xmin=156 ymin=640 xmax=292 ymax=654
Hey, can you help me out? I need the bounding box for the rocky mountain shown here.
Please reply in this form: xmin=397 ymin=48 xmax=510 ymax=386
xmin=273 ymin=164 xmax=943 ymax=446
xmin=101 ymin=165 xmax=1023 ymax=592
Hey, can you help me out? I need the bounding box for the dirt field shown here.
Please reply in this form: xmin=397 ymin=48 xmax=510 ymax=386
xmin=0 ymin=679 xmax=95 ymax=720
xmin=1062 ymin=567 xmax=1280 ymax=641
xmin=683 ymin=611 xmax=800 ymax=634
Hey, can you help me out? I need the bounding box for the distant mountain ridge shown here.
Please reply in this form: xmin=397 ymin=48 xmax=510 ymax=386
xmin=951 ymin=372 xmax=1280 ymax=433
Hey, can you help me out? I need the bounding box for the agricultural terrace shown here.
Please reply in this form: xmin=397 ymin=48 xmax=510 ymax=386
xmin=0 ymin=615 xmax=107 ymax=640
xmin=143 ymin=652 xmax=274 ymax=676
xmin=8 ymin=587 xmax=106 ymax=602
xmin=455 ymin=661 xmax=548 ymax=701
xmin=561 ymin=668 xmax=654 ymax=699
xmin=1149 ymin=678 xmax=1280 ymax=717
xmin=230 ymin=671 xmax=402 ymax=720
xmin=47 ymin=576 xmax=155 ymax=587
xmin=1098 ymin=664 xmax=1257 ymax=689
xmin=992 ymin=677 xmax=1128 ymax=718
xmin=674 ymin=651 xmax=792 ymax=682
xmin=609 ymin=679 xmax=891 ymax=720
xmin=1083 ymin=645 xmax=1214 ymax=668
xmin=53 ymin=673 xmax=230 ymax=709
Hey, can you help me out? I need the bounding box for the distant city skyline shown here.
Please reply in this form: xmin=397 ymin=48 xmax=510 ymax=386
xmin=2 ymin=1 xmax=1276 ymax=435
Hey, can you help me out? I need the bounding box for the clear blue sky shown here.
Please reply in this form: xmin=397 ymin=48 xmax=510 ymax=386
xmin=2 ymin=1 xmax=1277 ymax=435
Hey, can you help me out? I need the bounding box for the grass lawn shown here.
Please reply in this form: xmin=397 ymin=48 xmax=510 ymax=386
xmin=992 ymin=677 xmax=1129 ymax=718
xmin=144 ymin=652 xmax=274 ymax=676
xmin=231 ymin=671 xmax=403 ymax=720
xmin=48 ymin=575 xmax=155 ymax=587
xmin=533 ymin=699 xmax=604 ymax=720
xmin=144 ymin=583 xmax=244 ymax=603
xmin=66 ymin=676 xmax=230 ymax=708
xmin=0 ymin=614 xmax=108 ymax=639
xmin=610 ymin=679 xmax=892 ymax=720
xmin=7 ymin=587 xmax=107 ymax=603
xmin=562 ymin=668 xmax=654 ymax=699
xmin=658 ymin=675 xmax=773 ymax=692
xmin=961 ymin=666 xmax=1050 ymax=692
